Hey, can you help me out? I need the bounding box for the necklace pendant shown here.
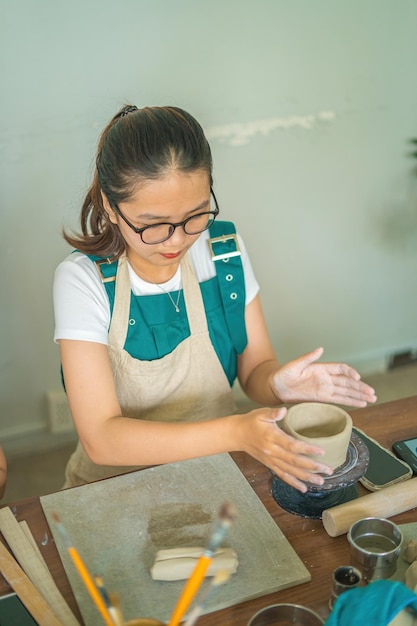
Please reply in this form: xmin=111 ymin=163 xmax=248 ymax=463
xmin=166 ymin=290 xmax=181 ymax=313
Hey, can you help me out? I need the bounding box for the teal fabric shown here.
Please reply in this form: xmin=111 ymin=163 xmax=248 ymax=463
xmin=325 ymin=580 xmax=417 ymax=625
xmin=87 ymin=221 xmax=247 ymax=386
xmin=121 ymin=277 xmax=239 ymax=385
xmin=208 ymin=220 xmax=247 ymax=354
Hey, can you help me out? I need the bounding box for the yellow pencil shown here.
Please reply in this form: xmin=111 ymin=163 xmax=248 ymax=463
xmin=168 ymin=503 xmax=235 ymax=626
xmin=51 ymin=511 xmax=115 ymax=626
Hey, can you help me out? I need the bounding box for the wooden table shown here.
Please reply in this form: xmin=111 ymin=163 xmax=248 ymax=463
xmin=1 ymin=395 xmax=417 ymax=625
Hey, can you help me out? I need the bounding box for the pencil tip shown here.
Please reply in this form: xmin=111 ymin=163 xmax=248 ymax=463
xmin=51 ymin=511 xmax=60 ymax=523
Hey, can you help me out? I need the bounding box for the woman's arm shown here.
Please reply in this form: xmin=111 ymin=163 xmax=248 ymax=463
xmin=237 ymin=295 xmax=377 ymax=407
xmin=60 ymin=339 xmax=333 ymax=492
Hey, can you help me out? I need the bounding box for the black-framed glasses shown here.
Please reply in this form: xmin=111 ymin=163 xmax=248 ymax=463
xmin=113 ymin=188 xmax=220 ymax=244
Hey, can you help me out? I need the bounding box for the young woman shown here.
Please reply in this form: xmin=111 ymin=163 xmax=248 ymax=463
xmin=53 ymin=105 xmax=376 ymax=491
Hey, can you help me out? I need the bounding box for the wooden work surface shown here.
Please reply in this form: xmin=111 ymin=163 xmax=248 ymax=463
xmin=1 ymin=395 xmax=417 ymax=625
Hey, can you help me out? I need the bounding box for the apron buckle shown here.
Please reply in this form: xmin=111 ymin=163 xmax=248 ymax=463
xmin=208 ymin=234 xmax=241 ymax=261
xmin=94 ymin=258 xmax=117 ymax=283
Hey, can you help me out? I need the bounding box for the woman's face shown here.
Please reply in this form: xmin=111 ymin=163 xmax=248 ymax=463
xmin=104 ymin=169 xmax=211 ymax=276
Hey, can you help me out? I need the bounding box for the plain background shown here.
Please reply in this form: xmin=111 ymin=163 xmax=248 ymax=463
xmin=1 ymin=0 xmax=417 ymax=442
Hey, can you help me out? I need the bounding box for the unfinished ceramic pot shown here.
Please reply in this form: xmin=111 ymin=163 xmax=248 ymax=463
xmin=282 ymin=402 xmax=353 ymax=470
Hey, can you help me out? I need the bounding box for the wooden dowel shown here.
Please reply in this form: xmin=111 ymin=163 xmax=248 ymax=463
xmin=322 ymin=476 xmax=417 ymax=537
xmin=0 ymin=541 xmax=63 ymax=626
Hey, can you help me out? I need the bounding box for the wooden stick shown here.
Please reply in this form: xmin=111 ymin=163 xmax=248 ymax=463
xmin=0 ymin=541 xmax=63 ymax=626
xmin=0 ymin=507 xmax=80 ymax=626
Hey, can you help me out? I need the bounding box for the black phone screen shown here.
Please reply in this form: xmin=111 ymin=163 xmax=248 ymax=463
xmin=353 ymin=427 xmax=411 ymax=487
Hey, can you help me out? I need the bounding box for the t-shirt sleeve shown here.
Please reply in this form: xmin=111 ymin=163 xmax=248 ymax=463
xmin=53 ymin=253 xmax=111 ymax=344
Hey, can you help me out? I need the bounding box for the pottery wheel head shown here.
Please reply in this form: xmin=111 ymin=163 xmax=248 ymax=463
xmin=305 ymin=430 xmax=369 ymax=492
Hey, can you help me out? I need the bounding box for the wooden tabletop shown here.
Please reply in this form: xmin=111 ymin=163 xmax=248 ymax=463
xmin=1 ymin=395 xmax=417 ymax=625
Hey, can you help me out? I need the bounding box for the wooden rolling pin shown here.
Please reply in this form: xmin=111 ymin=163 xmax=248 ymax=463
xmin=322 ymin=477 xmax=417 ymax=537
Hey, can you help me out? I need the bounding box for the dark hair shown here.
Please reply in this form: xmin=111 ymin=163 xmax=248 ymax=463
xmin=63 ymin=105 xmax=213 ymax=257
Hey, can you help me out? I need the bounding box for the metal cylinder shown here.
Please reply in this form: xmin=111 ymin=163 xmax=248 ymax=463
xmin=347 ymin=517 xmax=402 ymax=582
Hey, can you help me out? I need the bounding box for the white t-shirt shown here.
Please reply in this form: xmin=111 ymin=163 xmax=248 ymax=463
xmin=53 ymin=229 xmax=259 ymax=345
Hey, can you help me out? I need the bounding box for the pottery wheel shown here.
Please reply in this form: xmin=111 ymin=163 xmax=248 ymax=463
xmin=271 ymin=431 xmax=369 ymax=519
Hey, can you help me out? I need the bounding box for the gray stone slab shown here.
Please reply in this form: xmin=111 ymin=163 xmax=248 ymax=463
xmin=40 ymin=453 xmax=310 ymax=625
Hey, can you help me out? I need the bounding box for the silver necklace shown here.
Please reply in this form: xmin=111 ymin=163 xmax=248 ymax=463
xmin=129 ymin=260 xmax=182 ymax=313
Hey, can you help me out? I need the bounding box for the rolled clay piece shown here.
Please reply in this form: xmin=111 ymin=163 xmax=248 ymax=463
xmin=403 ymin=539 xmax=417 ymax=564
xmin=405 ymin=561 xmax=417 ymax=592
xmin=150 ymin=546 xmax=238 ymax=581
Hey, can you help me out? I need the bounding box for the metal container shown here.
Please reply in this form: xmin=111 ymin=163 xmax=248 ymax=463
xmin=329 ymin=565 xmax=362 ymax=609
xmin=247 ymin=603 xmax=324 ymax=625
xmin=347 ymin=517 xmax=402 ymax=582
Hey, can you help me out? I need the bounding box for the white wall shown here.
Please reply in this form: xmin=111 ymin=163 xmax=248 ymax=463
xmin=1 ymin=1 xmax=417 ymax=440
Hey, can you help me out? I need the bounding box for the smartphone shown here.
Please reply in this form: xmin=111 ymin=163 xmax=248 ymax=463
xmin=392 ymin=436 xmax=417 ymax=474
xmin=353 ymin=427 xmax=412 ymax=491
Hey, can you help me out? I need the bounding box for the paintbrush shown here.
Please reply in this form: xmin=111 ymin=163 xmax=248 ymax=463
xmin=51 ymin=511 xmax=116 ymax=626
xmin=182 ymin=569 xmax=230 ymax=626
xmin=95 ymin=576 xmax=123 ymax=626
xmin=107 ymin=591 xmax=125 ymax=626
xmin=168 ymin=502 xmax=235 ymax=626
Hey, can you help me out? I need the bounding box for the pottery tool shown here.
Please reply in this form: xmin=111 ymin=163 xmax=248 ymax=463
xmin=182 ymin=569 xmax=230 ymax=626
xmin=107 ymin=592 xmax=125 ymax=626
xmin=0 ymin=540 xmax=63 ymax=626
xmin=51 ymin=512 xmax=115 ymax=626
xmin=322 ymin=476 xmax=417 ymax=537
xmin=168 ymin=502 xmax=235 ymax=626
xmin=95 ymin=576 xmax=123 ymax=626
xmin=0 ymin=507 xmax=80 ymax=626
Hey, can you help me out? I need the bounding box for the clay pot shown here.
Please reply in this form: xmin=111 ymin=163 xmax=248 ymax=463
xmin=282 ymin=402 xmax=352 ymax=469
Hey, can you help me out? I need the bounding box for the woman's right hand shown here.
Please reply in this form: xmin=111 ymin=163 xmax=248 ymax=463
xmin=234 ymin=407 xmax=333 ymax=493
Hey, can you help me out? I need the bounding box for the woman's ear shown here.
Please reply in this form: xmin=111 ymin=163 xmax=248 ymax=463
xmin=100 ymin=191 xmax=118 ymax=225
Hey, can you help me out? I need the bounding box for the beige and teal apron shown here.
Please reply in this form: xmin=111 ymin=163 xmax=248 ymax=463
xmin=64 ymin=253 xmax=237 ymax=488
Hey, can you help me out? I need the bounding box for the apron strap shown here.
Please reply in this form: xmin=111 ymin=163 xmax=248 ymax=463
xmin=207 ymin=221 xmax=247 ymax=354
xmin=180 ymin=253 xmax=209 ymax=336
xmin=108 ymin=253 xmax=131 ymax=345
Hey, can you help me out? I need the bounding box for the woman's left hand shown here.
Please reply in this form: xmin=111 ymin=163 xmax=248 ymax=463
xmin=272 ymin=347 xmax=377 ymax=407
